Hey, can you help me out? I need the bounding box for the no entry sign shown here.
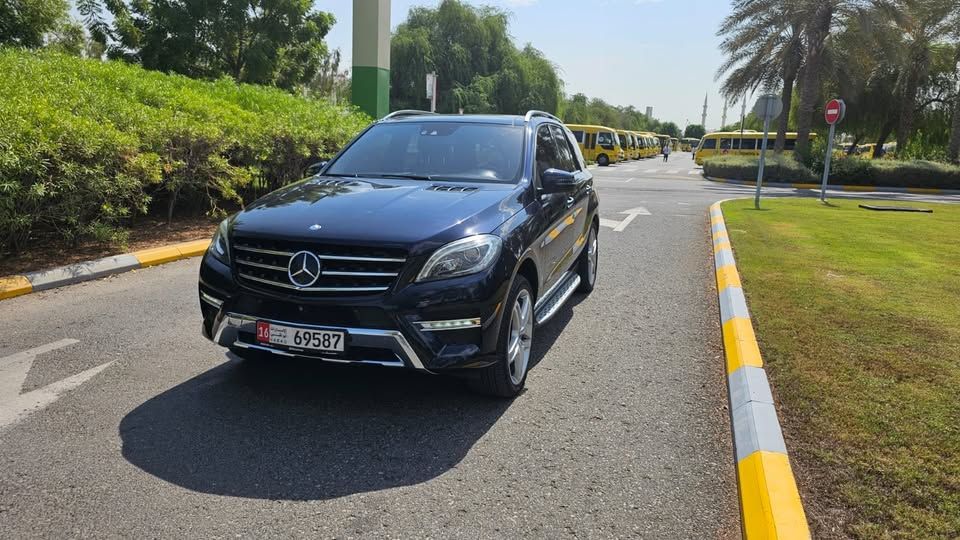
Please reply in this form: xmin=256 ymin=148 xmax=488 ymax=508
xmin=824 ymin=99 xmax=846 ymax=125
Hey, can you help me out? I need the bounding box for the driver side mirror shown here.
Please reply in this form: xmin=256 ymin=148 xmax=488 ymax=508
xmin=304 ymin=161 xmax=327 ymax=177
xmin=541 ymin=168 xmax=578 ymax=193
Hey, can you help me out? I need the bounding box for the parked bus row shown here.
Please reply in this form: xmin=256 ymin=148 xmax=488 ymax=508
xmin=565 ymin=124 xmax=676 ymax=166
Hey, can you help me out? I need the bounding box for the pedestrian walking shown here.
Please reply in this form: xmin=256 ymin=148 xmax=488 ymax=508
xmin=662 ymin=144 xmax=671 ymax=162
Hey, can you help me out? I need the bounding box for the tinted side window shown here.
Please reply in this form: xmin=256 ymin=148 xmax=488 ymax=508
xmin=549 ymin=124 xmax=578 ymax=171
xmin=535 ymin=125 xmax=563 ymax=180
xmin=701 ymin=138 xmax=717 ymax=149
xmin=571 ymin=130 xmax=584 ymax=143
xmin=783 ymin=138 xmax=797 ymax=150
xmin=597 ymin=131 xmax=614 ymax=148
xmin=740 ymin=138 xmax=757 ymax=150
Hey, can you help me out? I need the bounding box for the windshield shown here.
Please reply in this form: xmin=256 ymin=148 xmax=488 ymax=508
xmin=325 ymin=122 xmax=525 ymax=183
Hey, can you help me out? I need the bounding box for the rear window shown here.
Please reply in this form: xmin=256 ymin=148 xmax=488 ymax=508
xmin=326 ymin=122 xmax=525 ymax=183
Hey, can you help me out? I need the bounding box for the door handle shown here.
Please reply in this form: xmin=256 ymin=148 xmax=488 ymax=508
xmin=565 ymin=196 xmax=575 ymax=208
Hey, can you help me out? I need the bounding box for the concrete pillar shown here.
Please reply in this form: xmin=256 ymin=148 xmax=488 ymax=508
xmin=351 ymin=0 xmax=391 ymax=119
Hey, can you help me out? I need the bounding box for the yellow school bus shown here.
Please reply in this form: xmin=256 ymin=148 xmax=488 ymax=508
xmin=565 ymin=124 xmax=625 ymax=166
xmin=681 ymin=137 xmax=700 ymax=152
xmin=632 ymin=131 xmax=650 ymax=158
xmin=654 ymin=134 xmax=670 ymax=153
xmin=636 ymin=132 xmax=657 ymax=158
xmin=617 ymin=130 xmax=640 ymax=160
xmin=694 ymin=131 xmax=816 ymax=165
xmin=669 ymin=137 xmax=679 ymax=151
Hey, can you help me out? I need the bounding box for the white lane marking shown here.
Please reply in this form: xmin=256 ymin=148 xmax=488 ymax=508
xmin=644 ymin=169 xmax=658 ymax=173
xmin=614 ymin=207 xmax=651 ymax=232
xmin=599 ymin=217 xmax=622 ymax=229
xmin=0 ymin=339 xmax=114 ymax=430
xmin=677 ymin=202 xmax=691 ymax=206
xmin=666 ymin=170 xmax=679 ymax=174
xmin=688 ymin=170 xmax=701 ymax=175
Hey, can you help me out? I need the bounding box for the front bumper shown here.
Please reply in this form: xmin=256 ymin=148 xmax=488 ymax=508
xmin=206 ymin=312 xmax=429 ymax=370
xmin=198 ymin=251 xmax=511 ymax=372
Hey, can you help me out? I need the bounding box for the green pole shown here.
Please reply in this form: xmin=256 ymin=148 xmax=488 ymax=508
xmin=351 ymin=0 xmax=391 ymax=119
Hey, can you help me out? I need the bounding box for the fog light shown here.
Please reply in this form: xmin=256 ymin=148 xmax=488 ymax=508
xmin=414 ymin=318 xmax=481 ymax=331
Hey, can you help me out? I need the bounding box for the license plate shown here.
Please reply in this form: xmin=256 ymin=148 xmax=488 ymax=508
xmin=256 ymin=321 xmax=345 ymax=352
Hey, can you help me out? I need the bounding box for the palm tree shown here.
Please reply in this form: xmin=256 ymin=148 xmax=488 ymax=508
xmin=869 ymin=0 xmax=960 ymax=156
xmin=716 ymin=0 xmax=804 ymax=152
xmin=794 ymin=0 xmax=841 ymax=158
xmin=950 ymin=46 xmax=960 ymax=163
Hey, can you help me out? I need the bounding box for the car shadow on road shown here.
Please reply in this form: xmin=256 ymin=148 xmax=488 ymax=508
xmin=119 ymin=298 xmax=580 ymax=501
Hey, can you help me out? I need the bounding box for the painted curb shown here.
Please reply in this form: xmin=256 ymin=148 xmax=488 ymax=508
xmin=710 ymin=202 xmax=811 ymax=539
xmin=0 ymin=239 xmax=211 ymax=301
xmin=703 ymin=175 xmax=960 ymax=196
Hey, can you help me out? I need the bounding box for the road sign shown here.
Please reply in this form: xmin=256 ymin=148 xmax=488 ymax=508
xmin=426 ymin=72 xmax=438 ymax=112
xmin=824 ymin=98 xmax=846 ymax=125
xmin=820 ymin=98 xmax=846 ymax=201
xmin=751 ymin=94 xmax=783 ymax=122
xmin=752 ymin=94 xmax=781 ymax=209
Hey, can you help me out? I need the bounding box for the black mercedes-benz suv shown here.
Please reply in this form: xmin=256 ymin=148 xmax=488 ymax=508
xmin=199 ymin=110 xmax=599 ymax=397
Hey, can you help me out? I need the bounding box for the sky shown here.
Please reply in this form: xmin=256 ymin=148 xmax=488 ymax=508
xmin=321 ymin=0 xmax=735 ymax=130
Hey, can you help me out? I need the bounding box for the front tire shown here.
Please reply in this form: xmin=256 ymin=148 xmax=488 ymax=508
xmin=597 ymin=154 xmax=610 ymax=166
xmin=576 ymin=224 xmax=598 ymax=293
xmin=470 ymin=276 xmax=535 ymax=398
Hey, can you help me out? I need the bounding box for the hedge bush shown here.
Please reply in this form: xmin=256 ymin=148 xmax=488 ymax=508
xmin=703 ymin=154 xmax=960 ymax=189
xmin=702 ymin=155 xmax=817 ymax=183
xmin=0 ymin=49 xmax=370 ymax=253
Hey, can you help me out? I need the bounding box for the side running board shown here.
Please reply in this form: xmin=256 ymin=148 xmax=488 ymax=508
xmin=534 ymin=271 xmax=581 ymax=326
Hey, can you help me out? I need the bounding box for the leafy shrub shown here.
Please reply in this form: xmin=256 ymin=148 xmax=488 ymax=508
xmin=0 ymin=49 xmax=370 ymax=253
xmin=829 ymin=158 xmax=960 ymax=189
xmin=702 ymin=155 xmax=817 ymax=183
xmin=703 ymin=153 xmax=960 ymax=189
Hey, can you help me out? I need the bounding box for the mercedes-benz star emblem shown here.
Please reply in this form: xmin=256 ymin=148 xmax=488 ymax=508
xmin=287 ymin=250 xmax=322 ymax=288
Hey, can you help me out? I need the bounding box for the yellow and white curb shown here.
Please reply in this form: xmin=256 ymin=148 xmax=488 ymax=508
xmin=0 ymin=239 xmax=210 ymax=301
xmin=710 ymin=202 xmax=811 ymax=539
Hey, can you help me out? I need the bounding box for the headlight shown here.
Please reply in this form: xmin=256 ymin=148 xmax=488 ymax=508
xmin=208 ymin=218 xmax=230 ymax=263
xmin=416 ymin=235 xmax=502 ymax=282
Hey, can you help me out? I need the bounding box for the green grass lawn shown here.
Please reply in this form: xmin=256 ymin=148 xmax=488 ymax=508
xmin=722 ymin=198 xmax=960 ymax=539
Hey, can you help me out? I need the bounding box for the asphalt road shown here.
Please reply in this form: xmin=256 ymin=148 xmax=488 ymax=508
xmin=6 ymin=152 xmax=950 ymax=538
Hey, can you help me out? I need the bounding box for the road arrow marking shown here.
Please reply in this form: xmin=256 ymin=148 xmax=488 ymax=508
xmin=0 ymin=339 xmax=113 ymax=430
xmin=599 ymin=207 xmax=651 ymax=232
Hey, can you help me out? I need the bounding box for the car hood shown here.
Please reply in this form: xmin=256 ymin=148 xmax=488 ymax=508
xmin=230 ymin=177 xmax=525 ymax=250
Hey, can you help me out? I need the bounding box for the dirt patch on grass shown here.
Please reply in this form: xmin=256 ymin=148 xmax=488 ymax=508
xmin=0 ymin=217 xmax=217 ymax=276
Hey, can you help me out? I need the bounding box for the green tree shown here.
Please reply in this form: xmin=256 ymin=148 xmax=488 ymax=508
xmin=684 ymin=124 xmax=706 ymax=138
xmin=0 ymin=0 xmax=68 ymax=47
xmin=660 ymin=122 xmax=681 ymax=138
xmin=390 ymin=0 xmax=562 ymax=114
xmin=869 ymin=0 xmax=960 ymax=156
xmin=77 ymin=0 xmax=334 ymax=90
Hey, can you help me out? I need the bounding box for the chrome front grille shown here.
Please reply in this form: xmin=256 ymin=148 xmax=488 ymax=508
xmin=233 ymin=237 xmax=406 ymax=295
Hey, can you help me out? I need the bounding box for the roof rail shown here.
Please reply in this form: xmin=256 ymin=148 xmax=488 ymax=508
xmin=524 ymin=110 xmax=561 ymax=123
xmin=380 ymin=109 xmax=437 ymax=121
